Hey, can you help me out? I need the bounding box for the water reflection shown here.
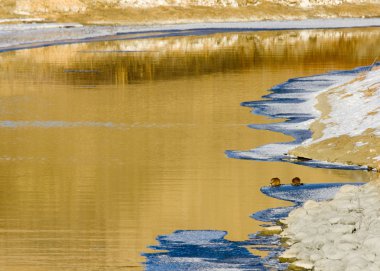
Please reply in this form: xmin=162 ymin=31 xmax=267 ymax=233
xmin=0 ymin=29 xmax=378 ymax=270
xmin=1 ymin=28 xmax=380 ymax=88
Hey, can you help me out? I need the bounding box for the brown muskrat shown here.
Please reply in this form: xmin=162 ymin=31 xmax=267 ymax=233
xmin=291 ymin=177 xmax=304 ymax=186
xmin=270 ymin=177 xmax=281 ymax=187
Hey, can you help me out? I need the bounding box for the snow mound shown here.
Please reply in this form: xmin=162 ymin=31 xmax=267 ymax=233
xmin=281 ymin=181 xmax=380 ymax=271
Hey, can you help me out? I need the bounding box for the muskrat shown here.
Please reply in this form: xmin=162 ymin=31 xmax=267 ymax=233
xmin=291 ymin=177 xmax=303 ymax=186
xmin=270 ymin=177 xmax=281 ymax=187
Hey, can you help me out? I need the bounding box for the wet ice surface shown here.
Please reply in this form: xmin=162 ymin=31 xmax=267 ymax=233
xmin=145 ymin=230 xmax=275 ymax=271
xmin=145 ymin=183 xmax=363 ymax=270
xmin=226 ymin=65 xmax=373 ymax=170
xmin=252 ymin=206 xmax=299 ymax=223
xmin=145 ymin=230 xmax=286 ymax=271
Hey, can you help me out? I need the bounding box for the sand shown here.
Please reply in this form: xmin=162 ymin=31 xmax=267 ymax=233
xmin=1 ymin=1 xmax=380 ymax=25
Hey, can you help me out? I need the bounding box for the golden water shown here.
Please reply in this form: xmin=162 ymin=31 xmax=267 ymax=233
xmin=0 ymin=28 xmax=379 ymax=270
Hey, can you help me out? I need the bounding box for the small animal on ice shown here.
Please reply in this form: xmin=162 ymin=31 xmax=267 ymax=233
xmin=270 ymin=177 xmax=281 ymax=187
xmin=291 ymin=177 xmax=304 ymax=186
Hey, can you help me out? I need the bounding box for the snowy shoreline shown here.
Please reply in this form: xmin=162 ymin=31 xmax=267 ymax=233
xmin=281 ymin=180 xmax=380 ymax=270
xmin=239 ymin=61 xmax=380 ymax=270
xmin=227 ymin=56 xmax=380 ymax=270
xmin=227 ymin=64 xmax=380 ymax=171
xmin=291 ymin=65 xmax=380 ymax=170
xmin=1 ymin=18 xmax=380 ymax=53
xmin=278 ymin=63 xmax=380 ymax=271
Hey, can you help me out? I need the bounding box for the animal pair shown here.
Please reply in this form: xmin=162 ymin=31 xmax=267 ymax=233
xmin=270 ymin=177 xmax=303 ymax=187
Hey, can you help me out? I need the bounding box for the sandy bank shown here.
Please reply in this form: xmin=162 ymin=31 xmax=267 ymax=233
xmin=281 ymin=180 xmax=380 ymax=270
xmin=1 ymin=1 xmax=380 ymax=25
xmin=291 ymin=65 xmax=380 ymax=170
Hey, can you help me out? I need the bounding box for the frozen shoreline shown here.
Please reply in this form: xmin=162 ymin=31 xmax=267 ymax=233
xmin=228 ymin=61 xmax=380 ymax=269
xmin=1 ymin=18 xmax=380 ymax=52
xmin=241 ymin=61 xmax=380 ymax=270
xmin=278 ymin=64 xmax=380 ymax=271
xmin=227 ymin=64 xmax=378 ymax=170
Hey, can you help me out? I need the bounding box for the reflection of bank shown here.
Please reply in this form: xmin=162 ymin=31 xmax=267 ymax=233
xmin=1 ymin=28 xmax=380 ymax=90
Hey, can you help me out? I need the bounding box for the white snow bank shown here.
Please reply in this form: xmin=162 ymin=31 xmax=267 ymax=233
xmin=306 ymin=66 xmax=380 ymax=144
xmin=291 ymin=64 xmax=380 ymax=169
xmin=281 ymin=181 xmax=380 ymax=271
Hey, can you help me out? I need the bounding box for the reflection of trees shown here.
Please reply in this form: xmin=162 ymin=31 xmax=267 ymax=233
xmin=1 ymin=28 xmax=380 ymax=88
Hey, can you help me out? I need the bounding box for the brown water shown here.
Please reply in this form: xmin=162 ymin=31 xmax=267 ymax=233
xmin=0 ymin=28 xmax=379 ymax=271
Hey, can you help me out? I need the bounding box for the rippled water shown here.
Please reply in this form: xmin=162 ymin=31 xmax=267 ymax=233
xmin=0 ymin=28 xmax=379 ymax=270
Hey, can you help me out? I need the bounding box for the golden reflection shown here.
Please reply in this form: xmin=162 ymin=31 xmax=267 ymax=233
xmin=0 ymin=29 xmax=378 ymax=270
xmin=1 ymin=28 xmax=380 ymax=90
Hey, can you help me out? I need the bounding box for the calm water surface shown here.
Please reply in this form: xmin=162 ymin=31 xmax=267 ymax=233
xmin=0 ymin=28 xmax=379 ymax=270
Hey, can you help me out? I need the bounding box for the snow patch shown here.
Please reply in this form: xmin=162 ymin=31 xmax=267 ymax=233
xmin=355 ymin=141 xmax=368 ymax=147
xmin=312 ymin=67 xmax=380 ymax=143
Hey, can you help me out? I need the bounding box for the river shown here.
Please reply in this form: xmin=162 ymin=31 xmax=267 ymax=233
xmin=0 ymin=28 xmax=379 ymax=270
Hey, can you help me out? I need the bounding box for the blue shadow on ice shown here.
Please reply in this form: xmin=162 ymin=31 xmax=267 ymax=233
xmin=144 ymin=230 xmax=279 ymax=271
xmin=145 ymin=182 xmax=363 ymax=270
xmin=144 ymin=229 xmax=288 ymax=271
